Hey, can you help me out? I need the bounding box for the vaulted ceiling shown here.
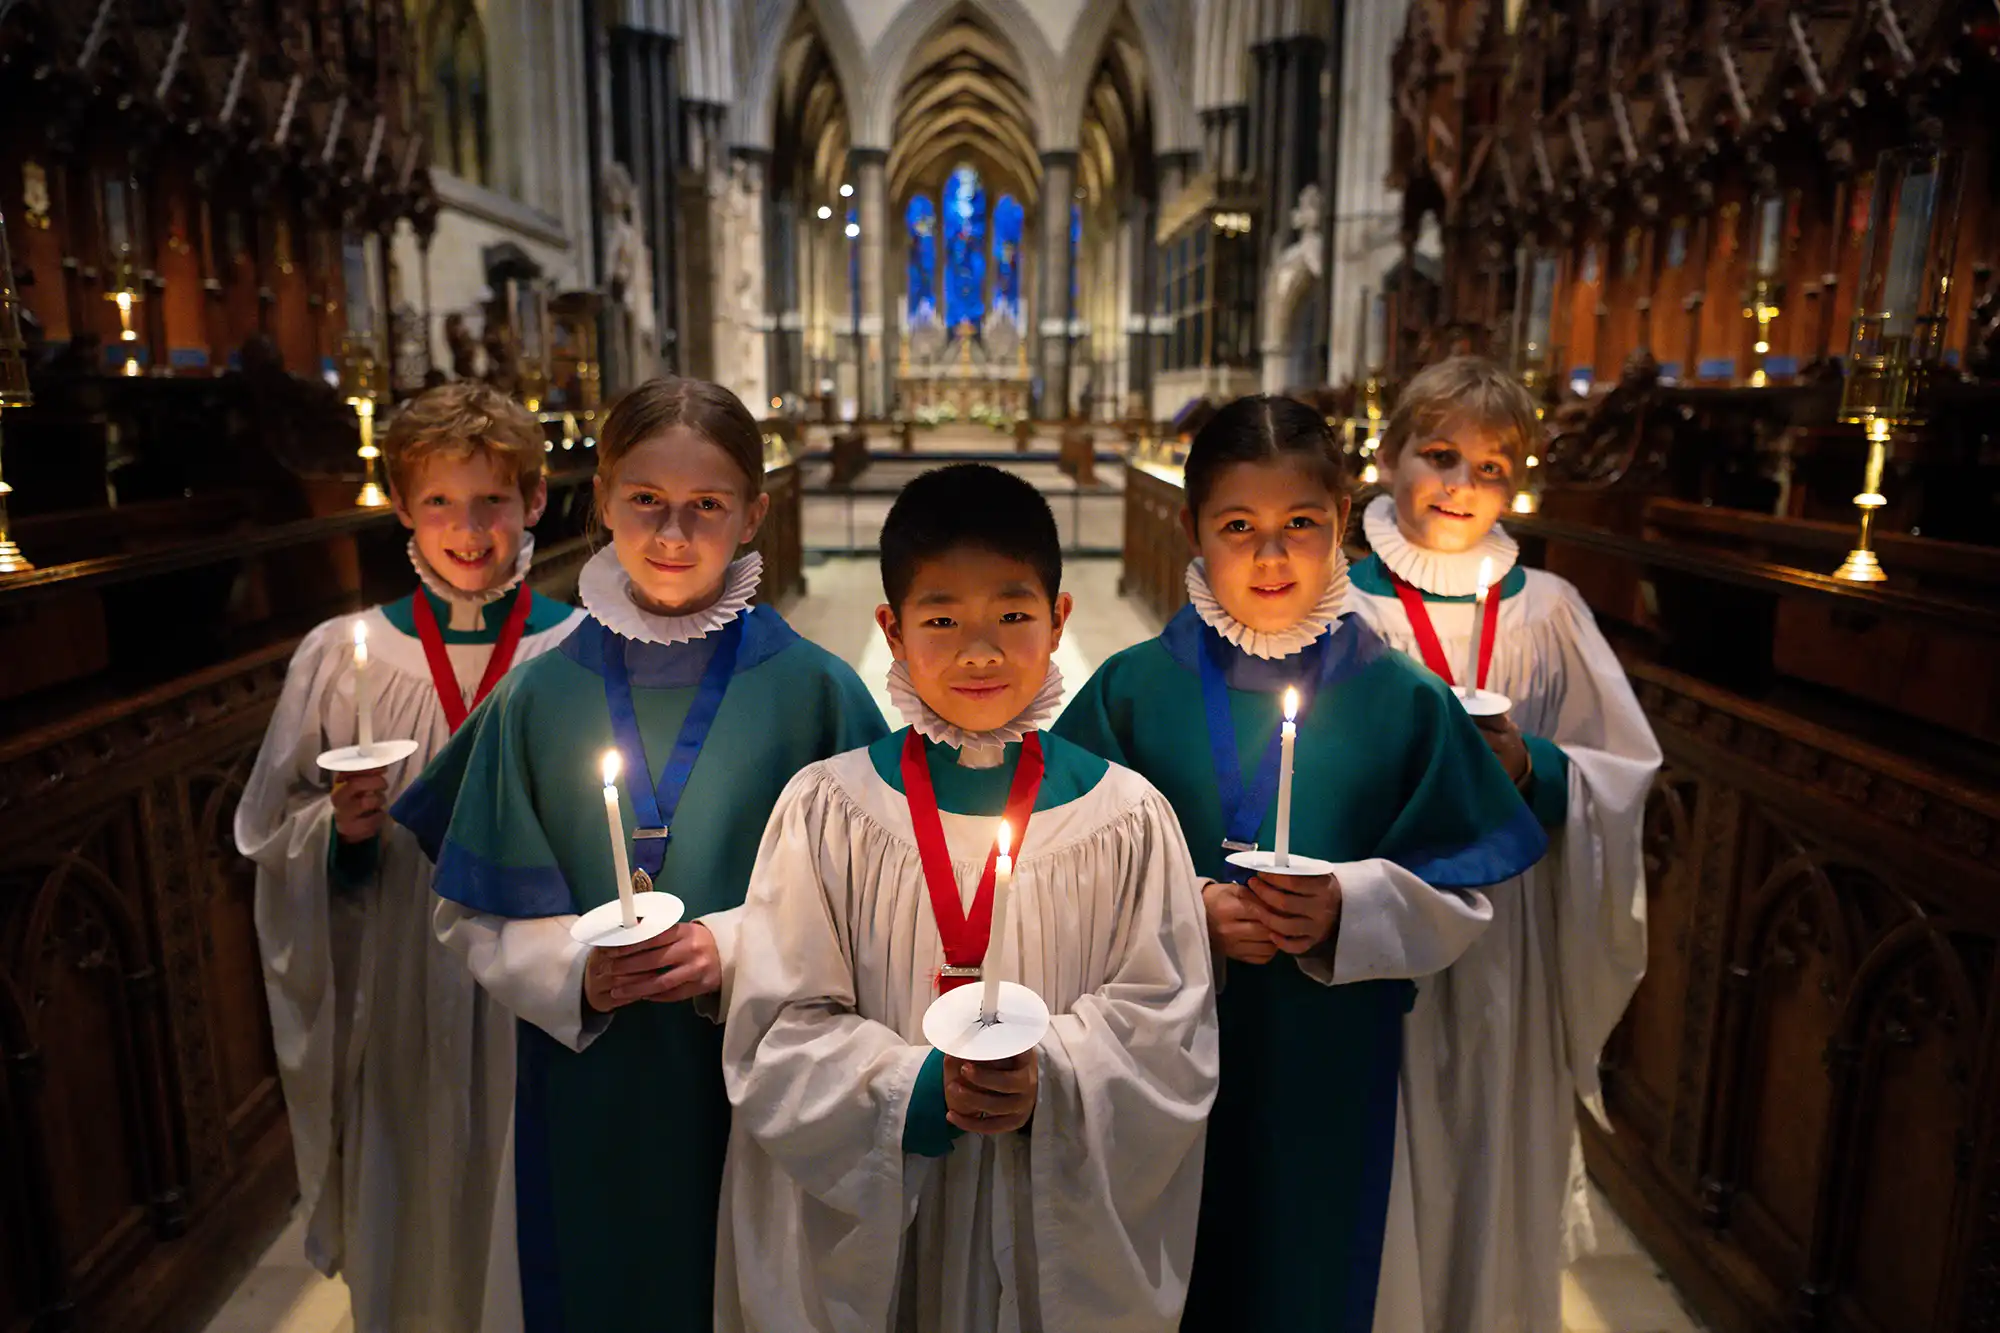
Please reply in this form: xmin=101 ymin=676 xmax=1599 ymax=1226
xmin=886 ymin=11 xmax=1041 ymax=208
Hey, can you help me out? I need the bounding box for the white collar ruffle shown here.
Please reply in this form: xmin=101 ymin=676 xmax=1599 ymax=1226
xmin=1185 ymin=554 xmax=1348 ymax=661
xmin=887 ymin=660 xmax=1066 ymax=769
xmin=410 ymin=534 xmax=536 ymax=630
xmin=1362 ymin=494 xmax=1517 ymax=597
xmin=578 ymin=544 xmax=762 ymax=646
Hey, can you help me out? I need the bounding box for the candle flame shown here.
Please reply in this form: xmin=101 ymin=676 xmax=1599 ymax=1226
xmin=1283 ymin=686 xmax=1300 ymax=722
xmin=996 ymin=819 xmax=1013 ymax=858
xmin=1475 ymin=556 xmax=1495 ymax=596
xmin=352 ymin=619 xmax=368 ymax=648
xmin=601 ymin=750 xmax=621 ymax=785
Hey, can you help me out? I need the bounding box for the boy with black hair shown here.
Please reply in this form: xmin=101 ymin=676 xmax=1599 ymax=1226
xmin=716 ymin=463 xmax=1218 ymax=1332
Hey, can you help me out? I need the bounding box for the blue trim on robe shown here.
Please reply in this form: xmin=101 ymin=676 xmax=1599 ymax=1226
xmin=392 ymin=770 xmax=457 ymax=862
xmin=515 ymin=1023 xmax=565 ymax=1333
xmin=1342 ymin=986 xmax=1408 ymax=1333
xmin=1158 ymin=604 xmax=1389 ymax=691
xmin=433 ymin=839 xmax=577 ymax=918
xmin=557 ymin=604 xmax=799 ymax=686
xmin=1391 ymin=800 xmax=1548 ymax=889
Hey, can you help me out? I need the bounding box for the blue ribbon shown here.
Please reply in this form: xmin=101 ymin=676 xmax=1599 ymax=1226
xmin=1195 ymin=628 xmax=1332 ymax=853
xmin=601 ymin=617 xmax=744 ymax=877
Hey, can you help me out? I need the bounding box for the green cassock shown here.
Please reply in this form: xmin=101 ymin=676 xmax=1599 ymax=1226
xmin=1055 ymin=605 xmax=1547 ymax=1331
xmin=394 ymin=606 xmax=885 ymax=1333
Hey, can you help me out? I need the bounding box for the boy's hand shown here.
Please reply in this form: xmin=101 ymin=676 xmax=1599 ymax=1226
xmin=1473 ymin=710 xmax=1533 ymax=786
xmin=583 ymin=922 xmax=720 ymax=1012
xmin=1203 ymin=881 xmax=1278 ymax=965
xmin=331 ymin=770 xmax=390 ymax=843
xmin=945 ymin=1050 xmax=1038 ymax=1135
xmin=1242 ymin=872 xmax=1342 ymax=955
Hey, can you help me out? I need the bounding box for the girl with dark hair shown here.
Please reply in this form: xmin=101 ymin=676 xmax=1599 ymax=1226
xmin=1057 ymin=393 xmax=1547 ymax=1330
xmin=391 ymin=377 xmax=885 ymax=1331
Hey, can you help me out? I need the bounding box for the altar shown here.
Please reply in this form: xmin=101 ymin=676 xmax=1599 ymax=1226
xmin=896 ymin=314 xmax=1032 ymax=422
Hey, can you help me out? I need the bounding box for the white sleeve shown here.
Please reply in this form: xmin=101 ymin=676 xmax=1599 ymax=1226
xmin=692 ymin=903 xmax=747 ymax=1024
xmin=1545 ymin=585 xmax=1662 ymax=1122
xmin=433 ymin=899 xmax=611 ymax=1052
xmin=1296 ymin=859 xmax=1495 ymax=985
xmin=722 ymin=770 xmax=929 ymax=1216
xmin=1028 ymin=788 xmax=1219 ymax=1327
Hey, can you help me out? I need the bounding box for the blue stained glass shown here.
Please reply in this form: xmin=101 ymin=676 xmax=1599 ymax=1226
xmin=1070 ymin=202 xmax=1082 ymax=305
xmin=992 ymin=194 xmax=1024 ymax=321
xmin=906 ymin=195 xmax=938 ymax=323
xmin=943 ymin=165 xmax=986 ymax=330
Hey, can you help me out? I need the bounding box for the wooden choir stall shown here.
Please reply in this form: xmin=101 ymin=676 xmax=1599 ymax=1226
xmin=0 ymin=5 xmax=799 ymax=1330
xmin=1344 ymin=4 xmax=1991 ymax=1331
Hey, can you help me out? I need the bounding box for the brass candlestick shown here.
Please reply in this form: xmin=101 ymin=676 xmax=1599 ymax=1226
xmin=339 ymin=235 xmax=389 ymax=508
xmin=1833 ymin=145 xmax=1963 ymax=582
xmin=0 ymin=205 xmax=33 ymax=572
xmin=1744 ymin=276 xmax=1781 ymax=387
xmin=1833 ymin=416 xmax=1891 ymax=582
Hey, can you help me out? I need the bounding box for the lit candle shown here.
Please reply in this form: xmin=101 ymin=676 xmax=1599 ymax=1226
xmin=1463 ymin=557 xmax=1495 ymax=697
xmin=602 ymin=751 xmax=638 ymax=929
xmin=980 ymin=820 xmax=1014 ymax=1023
xmin=352 ymin=620 xmax=374 ymax=752
xmin=1274 ymin=687 xmax=1299 ymax=867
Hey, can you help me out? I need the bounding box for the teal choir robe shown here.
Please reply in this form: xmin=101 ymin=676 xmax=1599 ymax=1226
xmin=392 ymin=605 xmax=885 ymax=1333
xmin=1054 ymin=605 xmax=1548 ymax=1331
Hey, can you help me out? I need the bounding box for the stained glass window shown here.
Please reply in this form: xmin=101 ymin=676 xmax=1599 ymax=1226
xmin=943 ymin=165 xmax=987 ymax=330
xmin=906 ymin=195 xmax=938 ymax=323
xmin=992 ymin=194 xmax=1024 ymax=322
xmin=1070 ymin=201 xmax=1083 ymax=305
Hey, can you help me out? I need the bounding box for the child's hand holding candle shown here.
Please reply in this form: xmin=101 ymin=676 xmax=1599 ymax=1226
xmin=1243 ymin=870 xmax=1342 ymax=957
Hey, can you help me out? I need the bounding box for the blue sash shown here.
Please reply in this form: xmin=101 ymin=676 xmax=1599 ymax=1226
xmin=601 ymin=617 xmax=743 ymax=876
xmin=1195 ymin=628 xmax=1334 ymax=854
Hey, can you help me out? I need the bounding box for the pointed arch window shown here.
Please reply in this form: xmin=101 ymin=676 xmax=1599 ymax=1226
xmin=906 ymin=196 xmax=939 ymax=323
xmin=992 ymin=194 xmax=1024 ymax=322
xmin=943 ymin=165 xmax=987 ymax=330
xmin=413 ymin=0 xmax=491 ymax=186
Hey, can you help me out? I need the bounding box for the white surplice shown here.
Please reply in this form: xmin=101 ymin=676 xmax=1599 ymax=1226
xmin=1349 ymin=497 xmax=1662 ymax=1333
xmin=233 ymin=568 xmax=581 ymax=1333
xmin=717 ymin=746 xmax=1219 ymax=1333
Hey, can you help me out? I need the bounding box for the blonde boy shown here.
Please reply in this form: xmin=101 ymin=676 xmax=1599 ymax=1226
xmin=235 ymin=382 xmax=584 ymax=1332
xmin=1347 ymin=356 xmax=1662 ymax=1333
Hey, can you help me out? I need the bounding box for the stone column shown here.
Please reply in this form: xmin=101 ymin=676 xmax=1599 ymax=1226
xmin=1327 ymin=0 xmax=1409 ymax=383
xmin=852 ymin=148 xmax=889 ymax=418
xmin=1034 ymin=150 xmax=1079 ymax=419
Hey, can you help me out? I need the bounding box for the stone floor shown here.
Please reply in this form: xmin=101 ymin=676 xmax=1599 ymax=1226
xmin=199 ymin=554 xmax=1705 ymax=1333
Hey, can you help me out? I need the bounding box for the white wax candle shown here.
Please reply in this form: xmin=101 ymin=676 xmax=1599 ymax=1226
xmin=352 ymin=620 xmax=374 ymax=752
xmin=980 ymin=820 xmax=1014 ymax=1022
xmin=602 ymin=751 xmax=638 ymax=929
xmin=1464 ymin=557 xmax=1494 ymax=697
xmin=1274 ymin=687 xmax=1299 ymax=866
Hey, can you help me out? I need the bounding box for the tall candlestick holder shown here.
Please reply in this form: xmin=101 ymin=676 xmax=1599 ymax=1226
xmin=339 ymin=234 xmax=389 ymax=508
xmin=1833 ymin=145 xmax=1963 ymax=583
xmin=0 ymin=205 xmax=32 ymax=572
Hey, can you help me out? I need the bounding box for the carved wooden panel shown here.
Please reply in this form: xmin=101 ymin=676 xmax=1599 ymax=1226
xmin=1589 ymin=661 xmax=2000 ymax=1333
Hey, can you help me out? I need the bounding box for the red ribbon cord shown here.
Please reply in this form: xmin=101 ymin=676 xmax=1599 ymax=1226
xmin=411 ymin=581 xmax=535 ymax=733
xmin=900 ymin=729 xmax=1046 ymax=994
xmin=1386 ymin=569 xmax=1502 ymax=691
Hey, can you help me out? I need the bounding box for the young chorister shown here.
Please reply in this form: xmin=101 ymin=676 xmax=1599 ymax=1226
xmin=390 ymin=378 xmax=884 ymax=1331
xmin=1344 ymin=356 xmax=1661 ymax=1333
xmin=235 ymin=382 xmax=585 ymax=1331
xmin=1056 ymin=394 xmax=1548 ymax=1330
xmin=717 ymin=464 xmax=1218 ymax=1332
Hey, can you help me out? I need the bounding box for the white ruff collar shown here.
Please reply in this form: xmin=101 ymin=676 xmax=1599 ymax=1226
xmin=886 ymin=660 xmax=1065 ymax=769
xmin=410 ymin=534 xmax=535 ymax=629
xmin=1362 ymin=494 xmax=1518 ymax=597
xmin=578 ymin=545 xmax=762 ymax=646
xmin=1185 ymin=554 xmax=1348 ymax=660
